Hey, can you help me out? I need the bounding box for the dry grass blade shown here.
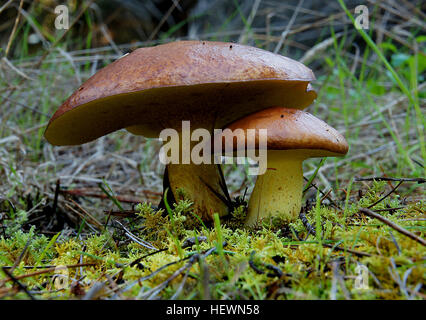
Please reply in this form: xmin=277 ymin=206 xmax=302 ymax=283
xmin=113 ymin=220 xmax=158 ymax=250
xmin=148 ymin=0 xmax=181 ymax=41
xmin=274 ymin=0 xmax=304 ymax=53
xmin=0 ymin=0 xmax=14 ymax=15
xmin=1 ymin=57 xmax=34 ymax=80
xmin=4 ymin=0 xmax=24 ymax=57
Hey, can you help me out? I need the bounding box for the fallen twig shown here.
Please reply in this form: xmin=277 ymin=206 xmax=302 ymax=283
xmin=355 ymin=177 xmax=425 ymax=184
xmin=299 ymin=212 xmax=316 ymax=236
xmin=64 ymin=203 xmax=101 ymax=231
xmin=61 ymin=188 xmax=157 ymax=203
xmin=248 ymin=251 xmax=285 ymax=278
xmin=128 ymin=249 xmax=167 ymax=268
xmin=9 ymin=237 xmax=32 ymax=274
xmin=299 ymin=213 xmax=372 ymax=257
xmin=0 ymin=263 xmax=96 ymax=286
xmin=322 ymin=243 xmax=372 ymax=257
xmin=1 ymin=267 xmax=36 ymax=300
xmin=182 ymin=236 xmax=208 ymax=249
xmin=360 ymin=207 xmax=426 ymax=246
xmin=103 ymin=209 xmax=138 ymax=217
xmin=367 ymin=181 xmax=403 ymax=209
xmin=51 ymin=179 xmax=61 ymax=216
xmin=374 ymin=206 xmax=406 ymax=212
xmin=303 ymin=177 xmax=341 ymax=209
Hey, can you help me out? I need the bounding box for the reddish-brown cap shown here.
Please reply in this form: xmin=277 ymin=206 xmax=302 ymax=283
xmin=220 ymin=107 xmax=349 ymax=157
xmin=45 ymin=41 xmax=317 ymax=146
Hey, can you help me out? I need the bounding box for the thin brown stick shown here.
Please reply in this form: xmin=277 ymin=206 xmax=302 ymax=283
xmin=128 ymin=249 xmax=167 ymax=268
xmin=367 ymin=181 xmax=403 ymax=209
xmin=61 ymin=188 xmax=160 ymax=203
xmin=303 ymin=177 xmax=341 ymax=210
xmin=374 ymin=206 xmax=405 ymax=212
xmin=299 ymin=211 xmax=316 ymax=236
xmin=355 ymin=177 xmax=425 ymax=184
xmin=299 ymin=213 xmax=372 ymax=257
xmin=69 ymin=199 xmax=103 ymax=228
xmin=64 ymin=203 xmax=99 ymax=232
xmin=148 ymin=0 xmax=181 ymax=41
xmin=320 ymin=189 xmax=333 ymax=204
xmin=103 ymin=209 xmax=138 ymax=217
xmin=359 ymin=207 xmax=426 ymax=246
xmin=9 ymin=237 xmax=31 ymax=274
xmin=2 ymin=267 xmax=35 ymax=300
xmin=322 ymin=243 xmax=372 ymax=257
xmin=0 ymin=263 xmax=96 ymax=286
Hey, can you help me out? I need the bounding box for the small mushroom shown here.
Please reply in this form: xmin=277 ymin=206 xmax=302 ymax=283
xmin=221 ymin=107 xmax=349 ymax=226
xmin=44 ymin=41 xmax=316 ymax=222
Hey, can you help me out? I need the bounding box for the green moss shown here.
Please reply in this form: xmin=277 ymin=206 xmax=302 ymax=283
xmin=0 ymin=183 xmax=425 ymax=300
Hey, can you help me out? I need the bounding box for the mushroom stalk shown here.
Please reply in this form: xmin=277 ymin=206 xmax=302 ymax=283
xmin=160 ymin=126 xmax=230 ymax=222
xmin=167 ymin=163 xmax=229 ymax=221
xmin=246 ymin=150 xmax=305 ymax=226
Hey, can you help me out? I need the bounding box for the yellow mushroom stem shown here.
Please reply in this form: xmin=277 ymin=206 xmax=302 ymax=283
xmin=246 ymin=149 xmax=309 ymax=226
xmin=167 ymin=163 xmax=228 ymax=221
xmin=161 ymin=129 xmax=229 ymax=222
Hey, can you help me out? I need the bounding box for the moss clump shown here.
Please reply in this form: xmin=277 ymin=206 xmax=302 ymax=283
xmin=0 ymin=182 xmax=424 ymax=300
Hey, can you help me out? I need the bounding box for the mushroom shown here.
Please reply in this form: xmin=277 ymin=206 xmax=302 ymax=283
xmin=44 ymin=41 xmax=316 ymax=222
xmin=220 ymin=107 xmax=348 ymax=226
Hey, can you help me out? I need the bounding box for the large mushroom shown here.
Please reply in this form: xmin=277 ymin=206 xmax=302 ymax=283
xmin=220 ymin=107 xmax=348 ymax=226
xmin=44 ymin=41 xmax=316 ymax=222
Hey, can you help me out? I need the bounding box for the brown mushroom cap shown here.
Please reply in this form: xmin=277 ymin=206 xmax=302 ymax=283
xmin=220 ymin=107 xmax=349 ymax=157
xmin=44 ymin=41 xmax=316 ymax=146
